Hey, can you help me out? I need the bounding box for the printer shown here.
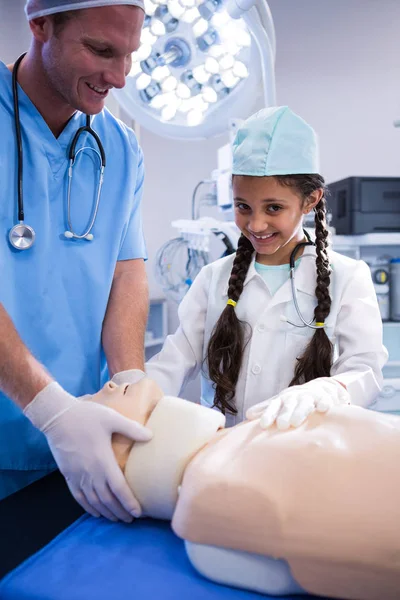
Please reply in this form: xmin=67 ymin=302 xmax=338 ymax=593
xmin=328 ymin=176 xmax=400 ymax=234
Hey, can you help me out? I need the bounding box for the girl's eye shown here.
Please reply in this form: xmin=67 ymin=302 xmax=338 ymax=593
xmin=235 ymin=203 xmax=250 ymax=211
xmin=267 ymin=205 xmax=282 ymax=213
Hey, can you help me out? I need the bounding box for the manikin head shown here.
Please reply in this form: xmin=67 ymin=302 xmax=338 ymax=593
xmin=91 ymin=382 xmax=226 ymax=519
xmin=92 ymin=378 xmax=163 ymax=470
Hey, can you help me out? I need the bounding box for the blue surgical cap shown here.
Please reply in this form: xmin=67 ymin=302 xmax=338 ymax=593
xmin=25 ymin=0 xmax=144 ymax=20
xmin=232 ymin=106 xmax=320 ymax=177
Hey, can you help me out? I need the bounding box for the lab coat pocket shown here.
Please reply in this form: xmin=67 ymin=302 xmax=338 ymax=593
xmin=284 ymin=330 xmax=313 ymax=365
xmin=282 ymin=327 xmax=337 ymax=388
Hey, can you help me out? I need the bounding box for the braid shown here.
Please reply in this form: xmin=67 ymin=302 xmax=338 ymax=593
xmin=290 ymin=196 xmax=333 ymax=385
xmin=227 ymin=235 xmax=254 ymax=302
xmin=206 ymin=234 xmax=254 ymax=414
xmin=314 ymin=197 xmax=332 ymax=323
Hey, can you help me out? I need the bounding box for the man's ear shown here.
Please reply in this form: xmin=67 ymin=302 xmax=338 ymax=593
xmin=29 ymin=16 xmax=54 ymax=43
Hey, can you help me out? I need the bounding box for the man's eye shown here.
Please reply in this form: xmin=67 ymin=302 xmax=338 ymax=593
xmin=91 ymin=46 xmax=111 ymax=56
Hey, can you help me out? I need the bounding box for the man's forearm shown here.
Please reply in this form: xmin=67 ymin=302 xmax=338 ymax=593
xmin=0 ymin=304 xmax=53 ymax=408
xmin=102 ymin=259 xmax=149 ymax=377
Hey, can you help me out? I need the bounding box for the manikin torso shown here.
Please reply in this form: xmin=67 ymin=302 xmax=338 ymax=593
xmin=91 ymin=380 xmax=400 ymax=600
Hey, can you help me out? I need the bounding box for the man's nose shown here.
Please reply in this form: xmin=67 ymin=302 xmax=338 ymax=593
xmin=104 ymin=58 xmax=129 ymax=89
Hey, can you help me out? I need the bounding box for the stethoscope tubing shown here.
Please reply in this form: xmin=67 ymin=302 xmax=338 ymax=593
xmin=9 ymin=53 xmax=106 ymax=250
xmin=287 ymin=230 xmax=326 ymax=330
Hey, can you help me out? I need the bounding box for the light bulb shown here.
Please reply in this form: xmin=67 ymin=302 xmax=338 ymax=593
xmin=236 ymin=29 xmax=251 ymax=48
xmin=219 ymin=21 xmax=243 ymax=42
xmin=144 ymin=0 xmax=157 ymax=15
xmin=220 ymin=69 xmax=240 ymax=88
xmin=192 ymin=17 xmax=208 ymax=37
xmin=152 ymin=65 xmax=170 ymax=81
xmin=211 ymin=9 xmax=230 ymax=28
xmin=219 ymin=53 xmax=234 ymax=70
xmin=190 ymin=95 xmax=208 ymax=111
xmin=150 ymin=19 xmax=166 ymax=36
xmin=177 ymin=98 xmax=193 ymax=113
xmin=136 ymin=73 xmax=152 ymax=90
xmin=222 ymin=39 xmax=240 ymax=56
xmin=137 ymin=44 xmax=153 ymax=61
xmin=140 ymin=28 xmax=157 ymax=46
xmin=202 ymin=86 xmax=217 ymax=103
xmin=176 ymin=83 xmax=191 ymax=99
xmin=204 ymin=56 xmax=219 ymax=74
xmin=162 ymin=104 xmax=177 ymax=121
xmin=207 ymin=45 xmax=224 ymax=58
xmin=150 ymin=93 xmax=169 ymax=109
xmin=181 ymin=7 xmax=200 ymax=22
xmin=131 ymin=51 xmax=140 ymax=63
xmin=232 ymin=61 xmax=248 ymax=79
xmin=161 ymin=75 xmax=178 ymax=92
xmin=167 ymin=0 xmax=186 ymax=18
xmin=128 ymin=62 xmax=142 ymax=78
xmin=192 ymin=64 xmax=209 ymax=84
xmin=187 ymin=109 xmax=204 ymax=126
xmin=163 ymin=92 xmax=180 ymax=110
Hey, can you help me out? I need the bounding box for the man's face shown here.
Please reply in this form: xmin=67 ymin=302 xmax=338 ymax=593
xmin=41 ymin=6 xmax=144 ymax=114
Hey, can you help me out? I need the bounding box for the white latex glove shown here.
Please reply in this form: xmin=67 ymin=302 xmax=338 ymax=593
xmin=24 ymin=382 xmax=152 ymax=522
xmin=111 ymin=369 xmax=146 ymax=386
xmin=246 ymin=377 xmax=350 ymax=431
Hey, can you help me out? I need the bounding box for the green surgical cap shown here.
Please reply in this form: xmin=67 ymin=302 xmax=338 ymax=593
xmin=25 ymin=0 xmax=144 ymax=20
xmin=232 ymin=106 xmax=320 ymax=177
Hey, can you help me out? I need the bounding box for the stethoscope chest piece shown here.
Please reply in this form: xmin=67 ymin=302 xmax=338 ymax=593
xmin=9 ymin=223 xmax=35 ymax=250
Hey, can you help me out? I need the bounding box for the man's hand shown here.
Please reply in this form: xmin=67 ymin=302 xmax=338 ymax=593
xmin=24 ymin=382 xmax=152 ymax=522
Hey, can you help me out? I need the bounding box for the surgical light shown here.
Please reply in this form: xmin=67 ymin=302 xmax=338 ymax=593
xmin=114 ymin=0 xmax=276 ymax=139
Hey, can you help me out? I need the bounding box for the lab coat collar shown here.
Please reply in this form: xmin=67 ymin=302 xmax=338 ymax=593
xmin=223 ymin=244 xmax=319 ymax=303
xmin=249 ymin=244 xmax=317 ymax=293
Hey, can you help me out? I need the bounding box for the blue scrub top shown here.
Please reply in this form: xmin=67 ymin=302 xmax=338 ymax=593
xmin=0 ymin=62 xmax=147 ymax=490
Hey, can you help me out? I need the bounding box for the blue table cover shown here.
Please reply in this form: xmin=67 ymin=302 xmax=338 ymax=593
xmin=0 ymin=516 xmax=327 ymax=600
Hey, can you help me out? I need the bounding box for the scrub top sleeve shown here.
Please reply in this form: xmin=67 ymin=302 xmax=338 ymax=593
xmin=145 ymin=265 xmax=212 ymax=397
xmin=330 ymin=260 xmax=388 ymax=407
xmin=118 ymin=146 xmax=147 ymax=261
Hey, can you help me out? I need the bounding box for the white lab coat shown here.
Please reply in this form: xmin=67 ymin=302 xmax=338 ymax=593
xmin=146 ymin=246 xmax=388 ymax=426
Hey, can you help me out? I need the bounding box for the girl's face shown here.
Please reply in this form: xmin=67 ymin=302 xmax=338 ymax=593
xmin=233 ymin=175 xmax=321 ymax=265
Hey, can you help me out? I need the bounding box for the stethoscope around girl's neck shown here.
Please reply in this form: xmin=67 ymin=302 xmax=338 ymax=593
xmin=8 ymin=53 xmax=106 ymax=251
xmin=283 ymin=229 xmax=326 ymax=330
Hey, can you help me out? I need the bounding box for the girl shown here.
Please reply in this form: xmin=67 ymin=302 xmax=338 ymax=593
xmin=146 ymin=106 xmax=387 ymax=428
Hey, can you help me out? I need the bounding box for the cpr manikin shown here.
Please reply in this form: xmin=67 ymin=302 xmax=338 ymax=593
xmin=92 ymin=381 xmax=400 ymax=600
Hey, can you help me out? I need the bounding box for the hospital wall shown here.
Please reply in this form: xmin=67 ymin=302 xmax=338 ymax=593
xmin=1 ymin=0 xmax=399 ymax=401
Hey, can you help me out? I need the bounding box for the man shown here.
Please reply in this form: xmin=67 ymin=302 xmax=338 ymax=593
xmin=0 ymin=0 xmax=153 ymax=524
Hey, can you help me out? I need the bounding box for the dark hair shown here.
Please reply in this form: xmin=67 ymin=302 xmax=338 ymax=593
xmin=206 ymin=174 xmax=333 ymax=415
xmin=51 ymin=10 xmax=78 ymax=35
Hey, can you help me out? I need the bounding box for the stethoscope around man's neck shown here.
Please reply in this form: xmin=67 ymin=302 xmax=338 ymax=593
xmin=8 ymin=53 xmax=106 ymax=250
